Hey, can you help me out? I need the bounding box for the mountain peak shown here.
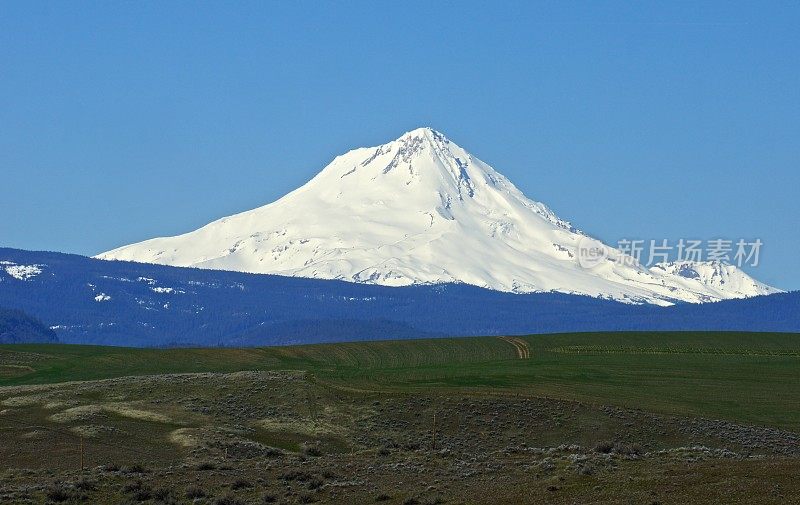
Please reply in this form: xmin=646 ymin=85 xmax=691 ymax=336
xmin=397 ymin=126 xmax=446 ymax=141
xmin=384 ymin=127 xmax=454 ymax=163
xmin=379 ymin=127 xmax=456 ymax=163
xmin=324 ymin=126 xmax=483 ymax=206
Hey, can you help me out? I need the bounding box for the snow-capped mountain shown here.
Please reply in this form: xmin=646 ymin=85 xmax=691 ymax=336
xmin=98 ymin=127 xmax=780 ymax=305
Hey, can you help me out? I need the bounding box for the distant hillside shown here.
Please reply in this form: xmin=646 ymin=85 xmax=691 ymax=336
xmin=0 ymin=307 xmax=57 ymax=344
xmin=0 ymin=247 xmax=797 ymax=347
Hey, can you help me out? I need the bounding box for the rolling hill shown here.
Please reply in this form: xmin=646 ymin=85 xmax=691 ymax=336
xmin=0 ymin=307 xmax=57 ymax=344
xmin=0 ymin=247 xmax=797 ymax=347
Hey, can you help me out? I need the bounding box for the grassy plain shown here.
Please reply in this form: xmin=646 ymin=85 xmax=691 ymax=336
xmin=3 ymin=331 xmax=799 ymax=429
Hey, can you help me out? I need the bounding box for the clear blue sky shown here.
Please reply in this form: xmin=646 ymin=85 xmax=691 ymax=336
xmin=1 ymin=2 xmax=798 ymax=289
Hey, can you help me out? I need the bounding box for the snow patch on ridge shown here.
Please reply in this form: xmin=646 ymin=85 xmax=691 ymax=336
xmin=1 ymin=261 xmax=44 ymax=281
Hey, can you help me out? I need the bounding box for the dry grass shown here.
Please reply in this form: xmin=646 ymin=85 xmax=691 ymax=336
xmin=103 ymin=403 xmax=172 ymax=423
xmin=0 ymin=365 xmax=34 ymax=378
xmin=49 ymin=405 xmax=103 ymax=422
xmin=169 ymin=427 xmax=201 ymax=448
xmin=255 ymin=418 xmax=344 ymax=437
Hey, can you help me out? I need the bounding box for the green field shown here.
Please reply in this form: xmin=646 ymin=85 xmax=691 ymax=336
xmin=3 ymin=331 xmax=799 ymax=430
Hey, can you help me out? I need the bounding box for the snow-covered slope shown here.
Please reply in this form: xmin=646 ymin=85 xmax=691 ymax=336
xmin=97 ymin=127 xmax=780 ymax=305
xmin=649 ymin=260 xmax=779 ymax=300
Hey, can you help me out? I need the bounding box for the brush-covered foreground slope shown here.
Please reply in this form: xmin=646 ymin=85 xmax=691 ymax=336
xmin=1 ymin=248 xmax=799 ymax=347
xmin=2 ymin=332 xmax=799 ymax=504
xmin=98 ymin=128 xmax=779 ymax=305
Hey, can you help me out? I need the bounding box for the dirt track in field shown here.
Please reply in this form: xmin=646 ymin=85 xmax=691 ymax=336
xmin=498 ymin=336 xmax=530 ymax=358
